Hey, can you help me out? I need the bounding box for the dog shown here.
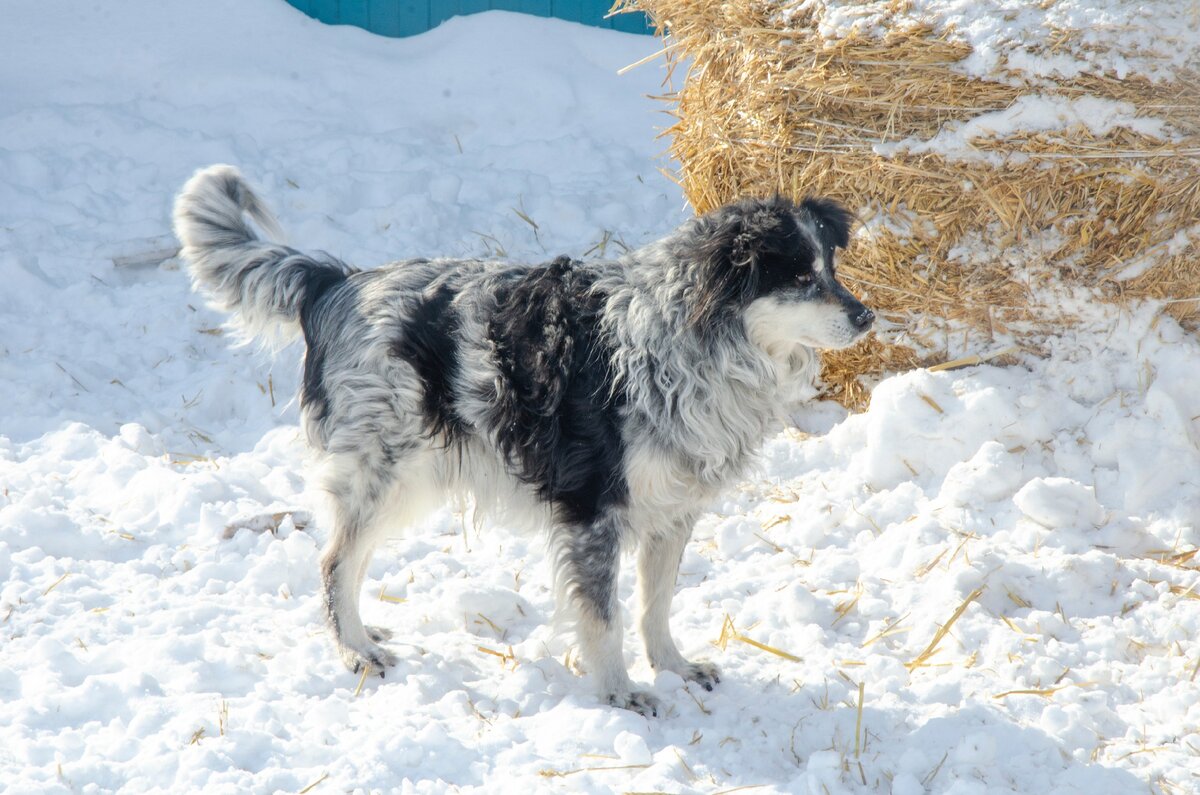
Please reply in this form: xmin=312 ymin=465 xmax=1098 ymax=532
xmin=173 ymin=164 xmax=874 ymax=715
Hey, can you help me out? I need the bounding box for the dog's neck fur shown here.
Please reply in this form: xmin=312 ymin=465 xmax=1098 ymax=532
xmin=599 ymin=241 xmax=817 ymax=490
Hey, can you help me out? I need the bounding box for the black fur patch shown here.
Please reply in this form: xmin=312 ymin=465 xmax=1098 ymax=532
xmin=484 ymin=256 xmax=627 ymax=526
xmin=562 ymin=512 xmax=622 ymax=622
xmin=684 ymin=196 xmax=817 ymax=328
xmin=390 ymin=282 xmax=466 ymax=443
xmin=299 ymin=267 xmax=352 ymax=423
xmin=752 ymin=214 xmax=817 ymax=298
xmin=801 ymin=197 xmax=855 ymax=254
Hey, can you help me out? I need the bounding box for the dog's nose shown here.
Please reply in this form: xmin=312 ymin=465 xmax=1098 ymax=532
xmin=852 ymin=308 xmax=875 ymax=331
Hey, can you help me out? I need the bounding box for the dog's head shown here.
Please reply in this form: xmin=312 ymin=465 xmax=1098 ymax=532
xmin=684 ymin=195 xmax=874 ymax=351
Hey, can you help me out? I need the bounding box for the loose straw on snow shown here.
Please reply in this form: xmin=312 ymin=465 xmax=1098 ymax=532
xmin=716 ymin=614 xmax=803 ymax=662
xmin=905 ymin=586 xmax=984 ymax=671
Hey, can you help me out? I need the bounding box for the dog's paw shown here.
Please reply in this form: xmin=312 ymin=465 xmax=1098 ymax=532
xmin=680 ymin=661 xmax=721 ymax=692
xmin=607 ymin=690 xmax=662 ymax=718
xmin=364 ymin=625 xmax=393 ymax=643
xmin=339 ymin=640 xmax=398 ymax=678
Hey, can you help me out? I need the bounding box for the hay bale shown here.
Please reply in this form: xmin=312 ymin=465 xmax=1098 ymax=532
xmin=616 ymin=0 xmax=1200 ymax=407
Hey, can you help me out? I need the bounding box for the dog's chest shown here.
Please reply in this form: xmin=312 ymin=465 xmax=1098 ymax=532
xmin=623 ymin=440 xmax=728 ymax=523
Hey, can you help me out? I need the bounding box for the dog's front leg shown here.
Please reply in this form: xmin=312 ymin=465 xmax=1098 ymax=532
xmin=636 ymin=524 xmax=720 ymax=690
xmin=555 ymin=510 xmax=660 ymax=717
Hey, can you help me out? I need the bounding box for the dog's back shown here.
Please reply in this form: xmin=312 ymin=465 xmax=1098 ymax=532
xmin=175 ymin=167 xmax=610 ymax=475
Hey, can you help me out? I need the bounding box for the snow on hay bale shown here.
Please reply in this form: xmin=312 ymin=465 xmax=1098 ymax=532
xmin=618 ymin=0 xmax=1200 ymax=407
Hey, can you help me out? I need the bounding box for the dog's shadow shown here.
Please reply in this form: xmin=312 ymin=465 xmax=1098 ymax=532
xmin=330 ymin=616 xmax=1145 ymax=791
xmin=522 ymin=664 xmax=1141 ymax=791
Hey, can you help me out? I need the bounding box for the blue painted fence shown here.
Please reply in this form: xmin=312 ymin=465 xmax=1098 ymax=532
xmin=286 ymin=0 xmax=654 ymax=37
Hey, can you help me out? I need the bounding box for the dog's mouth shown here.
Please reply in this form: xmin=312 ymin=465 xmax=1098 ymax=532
xmin=803 ymin=306 xmax=876 ymax=350
xmin=745 ymin=294 xmax=876 ymax=353
xmin=832 ymin=302 xmax=875 ymax=346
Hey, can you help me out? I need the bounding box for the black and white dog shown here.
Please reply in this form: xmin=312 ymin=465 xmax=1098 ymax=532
xmin=174 ymin=165 xmax=873 ymax=715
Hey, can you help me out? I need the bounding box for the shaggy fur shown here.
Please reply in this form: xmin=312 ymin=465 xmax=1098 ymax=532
xmin=173 ymin=164 xmax=874 ymax=715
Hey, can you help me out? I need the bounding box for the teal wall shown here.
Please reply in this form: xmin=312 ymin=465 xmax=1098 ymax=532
xmin=286 ymin=1 xmax=654 ymax=37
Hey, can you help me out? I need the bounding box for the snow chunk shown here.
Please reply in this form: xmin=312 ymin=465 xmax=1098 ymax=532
xmin=937 ymin=441 xmax=1025 ymax=506
xmin=1013 ymin=477 xmax=1104 ymax=529
xmin=613 ymin=731 xmax=653 ymax=765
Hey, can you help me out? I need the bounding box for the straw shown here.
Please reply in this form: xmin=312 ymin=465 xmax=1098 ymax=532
xmin=619 ymin=0 xmax=1200 ymax=407
xmin=538 ymin=764 xmax=650 ymax=778
xmin=715 ymin=614 xmax=803 ymax=662
xmin=377 ymin=585 xmax=406 ymax=603
xmin=43 ymin=572 xmax=70 ymax=596
xmin=905 ymin=587 xmax=985 ymax=671
xmin=854 ymin=681 xmax=865 ymax=758
xmin=994 ymin=681 xmax=1096 ymax=699
xmin=298 ymin=773 xmax=330 ymax=794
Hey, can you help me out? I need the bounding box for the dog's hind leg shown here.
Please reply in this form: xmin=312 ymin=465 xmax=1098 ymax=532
xmin=554 ymin=510 xmax=661 ymax=717
xmin=321 ymin=523 xmax=396 ymax=675
xmin=318 ymin=452 xmax=401 ymax=677
xmin=358 ymin=552 xmax=393 ymax=644
xmin=637 ymin=523 xmax=720 ymax=691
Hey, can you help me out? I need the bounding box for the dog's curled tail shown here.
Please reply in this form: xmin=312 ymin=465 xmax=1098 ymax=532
xmin=173 ymin=164 xmax=356 ymax=345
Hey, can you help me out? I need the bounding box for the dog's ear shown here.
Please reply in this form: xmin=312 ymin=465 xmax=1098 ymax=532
xmin=801 ymin=197 xmax=855 ymax=251
xmin=685 ymin=198 xmax=793 ymax=329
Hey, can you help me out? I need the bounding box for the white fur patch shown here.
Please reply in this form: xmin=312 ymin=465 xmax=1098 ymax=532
xmin=745 ymin=294 xmax=867 ymax=351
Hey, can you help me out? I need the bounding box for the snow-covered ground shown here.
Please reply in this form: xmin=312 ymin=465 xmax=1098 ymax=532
xmin=3 ymin=2 xmax=1200 ymax=793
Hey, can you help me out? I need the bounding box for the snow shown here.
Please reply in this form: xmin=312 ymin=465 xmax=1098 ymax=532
xmin=3 ymin=2 xmax=1200 ymax=794
xmin=876 ymin=94 xmax=1172 ymax=162
xmin=792 ymin=0 xmax=1199 ymax=83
